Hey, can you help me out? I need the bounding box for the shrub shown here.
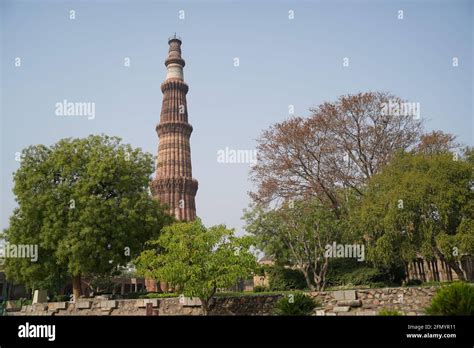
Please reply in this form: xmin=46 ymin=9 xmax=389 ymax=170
xmin=425 ymin=282 xmax=474 ymax=315
xmin=405 ymin=279 xmax=423 ymax=286
xmin=120 ymin=292 xmax=147 ymax=299
xmin=50 ymin=295 xmax=69 ymax=302
xmin=325 ymin=259 xmax=403 ymax=288
xmin=273 ymin=293 xmax=319 ymax=316
xmin=253 ymin=286 xmax=267 ymax=292
xmin=267 ymin=266 xmax=307 ymax=291
xmin=378 ymin=308 xmax=404 ymax=316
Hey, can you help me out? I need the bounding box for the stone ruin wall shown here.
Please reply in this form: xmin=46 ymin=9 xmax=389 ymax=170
xmin=6 ymin=286 xmax=439 ymax=316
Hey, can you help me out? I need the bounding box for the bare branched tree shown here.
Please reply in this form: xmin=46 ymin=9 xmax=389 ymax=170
xmin=250 ymin=92 xmax=423 ymax=214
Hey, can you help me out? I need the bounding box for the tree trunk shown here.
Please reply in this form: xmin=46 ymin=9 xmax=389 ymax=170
xmin=433 ymin=246 xmax=466 ymax=281
xmin=72 ymin=274 xmax=82 ymax=300
xmin=201 ymin=301 xmax=208 ymax=316
xmin=447 ymin=260 xmax=466 ymax=281
xmin=301 ymin=268 xmax=315 ymax=291
xmin=201 ymin=287 xmax=216 ymax=316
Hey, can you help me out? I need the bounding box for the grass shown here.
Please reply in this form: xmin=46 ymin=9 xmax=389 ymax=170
xmin=378 ymin=308 xmax=404 ymax=316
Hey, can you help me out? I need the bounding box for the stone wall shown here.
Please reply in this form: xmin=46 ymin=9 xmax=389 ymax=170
xmin=211 ymin=295 xmax=282 ymax=315
xmin=6 ymin=286 xmax=439 ymax=316
xmin=310 ymin=286 xmax=438 ymax=316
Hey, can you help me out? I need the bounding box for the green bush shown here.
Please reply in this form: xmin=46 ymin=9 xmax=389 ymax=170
xmin=253 ymin=286 xmax=267 ymax=292
xmin=120 ymin=292 xmax=147 ymax=299
xmin=378 ymin=308 xmax=404 ymax=316
xmin=405 ymin=279 xmax=423 ymax=286
xmin=425 ymin=282 xmax=474 ymax=315
xmin=273 ymin=293 xmax=319 ymax=316
xmin=267 ymin=266 xmax=307 ymax=291
xmin=325 ymin=259 xmax=403 ymax=288
xmin=50 ymin=295 xmax=69 ymax=302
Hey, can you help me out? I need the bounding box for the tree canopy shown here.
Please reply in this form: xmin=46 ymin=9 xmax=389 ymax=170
xmin=351 ymin=151 xmax=474 ymax=280
xmin=3 ymin=135 xmax=173 ymax=297
xmin=244 ymin=199 xmax=341 ymax=290
xmin=250 ymin=92 xmax=423 ymax=215
xmin=134 ymin=218 xmax=256 ymax=315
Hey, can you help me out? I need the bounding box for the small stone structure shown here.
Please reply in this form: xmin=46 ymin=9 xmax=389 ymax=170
xmin=7 ymin=286 xmax=441 ymax=316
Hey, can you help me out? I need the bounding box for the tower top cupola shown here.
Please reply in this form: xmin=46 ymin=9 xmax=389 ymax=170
xmin=165 ymin=34 xmax=185 ymax=79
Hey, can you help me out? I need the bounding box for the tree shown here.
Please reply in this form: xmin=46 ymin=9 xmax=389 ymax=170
xmin=461 ymin=147 xmax=474 ymax=165
xmin=134 ymin=219 xmax=256 ymax=315
xmin=3 ymin=135 xmax=173 ymax=298
xmin=352 ymin=151 xmax=473 ymax=280
xmin=250 ymin=92 xmax=422 ymax=215
xmin=415 ymin=130 xmax=458 ymax=155
xmin=244 ymin=200 xmax=341 ymax=290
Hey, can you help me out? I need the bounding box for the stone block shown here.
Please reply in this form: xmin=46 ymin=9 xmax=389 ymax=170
xmin=333 ymin=291 xmax=345 ymax=301
xmin=21 ymin=305 xmax=31 ymax=313
xmin=333 ymin=290 xmax=356 ymax=301
xmin=5 ymin=301 xmax=21 ymax=312
xmin=333 ymin=306 xmax=351 ymax=312
xmin=99 ymin=308 xmax=112 ymax=315
xmin=95 ymin=295 xmax=113 ymax=300
xmin=344 ymin=290 xmax=356 ymax=300
xmin=356 ymin=310 xmax=377 ymax=316
xmin=76 ymin=301 xmax=92 ymax=309
xmin=135 ymin=299 xmax=159 ymax=308
xmin=144 ymin=299 xmax=159 ymax=307
xmin=32 ymin=289 xmax=48 ymax=304
xmin=48 ymin=302 xmax=67 ymax=310
xmin=32 ymin=303 xmax=48 ymax=311
xmin=316 ymin=310 xmax=326 ymax=316
xmin=180 ymin=297 xmax=202 ymax=307
xmin=100 ymin=300 xmax=117 ymax=309
xmin=337 ymin=299 xmax=361 ymax=307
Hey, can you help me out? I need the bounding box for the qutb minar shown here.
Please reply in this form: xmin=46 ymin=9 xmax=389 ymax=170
xmin=151 ymin=35 xmax=198 ymax=221
xmin=147 ymin=36 xmax=198 ymax=292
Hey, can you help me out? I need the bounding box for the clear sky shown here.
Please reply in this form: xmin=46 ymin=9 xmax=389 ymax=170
xmin=1 ymin=0 xmax=473 ymax=234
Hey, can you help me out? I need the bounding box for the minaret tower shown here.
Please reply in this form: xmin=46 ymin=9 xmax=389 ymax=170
xmin=151 ymin=35 xmax=198 ymax=221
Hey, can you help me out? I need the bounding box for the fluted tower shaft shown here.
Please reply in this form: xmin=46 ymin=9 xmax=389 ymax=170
xmin=151 ymin=36 xmax=198 ymax=221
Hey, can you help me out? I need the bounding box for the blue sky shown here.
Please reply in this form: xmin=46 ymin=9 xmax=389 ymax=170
xmin=1 ymin=0 xmax=473 ymax=234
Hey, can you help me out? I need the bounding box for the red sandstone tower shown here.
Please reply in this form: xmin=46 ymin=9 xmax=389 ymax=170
xmin=151 ymin=35 xmax=198 ymax=221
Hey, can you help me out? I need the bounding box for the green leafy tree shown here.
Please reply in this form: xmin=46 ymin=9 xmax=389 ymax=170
xmin=244 ymin=199 xmax=341 ymax=291
xmin=134 ymin=219 xmax=256 ymax=315
xmin=3 ymin=135 xmax=173 ymax=298
xmin=353 ymin=151 xmax=473 ymax=280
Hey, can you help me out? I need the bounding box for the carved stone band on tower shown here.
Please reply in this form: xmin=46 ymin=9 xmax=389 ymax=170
xmin=151 ymin=36 xmax=198 ymax=221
